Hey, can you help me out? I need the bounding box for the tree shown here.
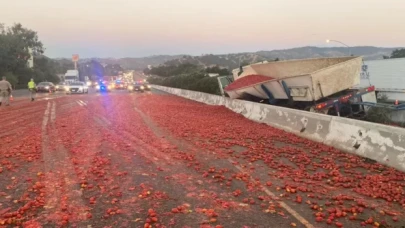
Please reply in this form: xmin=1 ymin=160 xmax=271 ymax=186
xmin=0 ymin=23 xmax=44 ymax=84
xmin=0 ymin=30 xmax=29 ymax=75
xmin=55 ymin=59 xmax=74 ymax=74
xmin=79 ymin=60 xmax=104 ymax=81
xmin=33 ymin=56 xmax=60 ymax=83
xmin=104 ymin=64 xmax=123 ymax=76
xmin=149 ymin=63 xmax=201 ymax=77
xmin=143 ymin=68 xmax=151 ymax=75
xmin=4 ymin=72 xmax=18 ymax=86
xmin=390 ymin=49 xmax=405 ymax=58
xmin=240 ymin=61 xmax=250 ymax=67
xmin=7 ymin=23 xmax=43 ymax=54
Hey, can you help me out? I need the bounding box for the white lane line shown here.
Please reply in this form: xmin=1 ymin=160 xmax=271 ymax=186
xmin=50 ymin=102 xmax=56 ymax=123
xmin=78 ymin=100 xmax=87 ymax=106
xmin=229 ymin=158 xmax=315 ymax=228
xmin=42 ymin=102 xmax=51 ymax=130
xmin=76 ymin=100 xmax=83 ymax=106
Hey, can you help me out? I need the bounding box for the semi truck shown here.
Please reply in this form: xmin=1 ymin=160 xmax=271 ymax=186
xmin=64 ymin=70 xmax=79 ymax=84
xmin=218 ymin=56 xmax=378 ymax=118
xmin=356 ymin=57 xmax=405 ymax=102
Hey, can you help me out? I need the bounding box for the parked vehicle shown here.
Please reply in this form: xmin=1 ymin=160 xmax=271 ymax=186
xmin=128 ymin=81 xmax=146 ymax=92
xmin=65 ymin=81 xmax=89 ymax=94
xmin=114 ymin=80 xmax=127 ymax=90
xmin=36 ymin=82 xmax=56 ymax=93
xmin=220 ymin=57 xmax=377 ymax=118
xmin=143 ymin=82 xmax=151 ymax=91
xmin=56 ymin=82 xmax=68 ymax=91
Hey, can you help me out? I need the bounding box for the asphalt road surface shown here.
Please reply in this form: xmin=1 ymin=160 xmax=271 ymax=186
xmin=0 ymin=88 xmax=404 ymax=228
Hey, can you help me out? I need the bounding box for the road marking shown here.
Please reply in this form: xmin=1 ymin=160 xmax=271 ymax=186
xmin=229 ymin=159 xmax=314 ymax=228
xmin=41 ymin=100 xmax=87 ymax=221
xmin=134 ymin=105 xmax=313 ymax=227
xmin=50 ymin=102 xmax=56 ymax=123
xmin=76 ymin=100 xmax=87 ymax=106
xmin=42 ymin=102 xmax=51 ymax=131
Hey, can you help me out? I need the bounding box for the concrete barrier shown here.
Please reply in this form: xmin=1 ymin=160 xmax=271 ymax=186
xmin=152 ymin=85 xmax=405 ymax=172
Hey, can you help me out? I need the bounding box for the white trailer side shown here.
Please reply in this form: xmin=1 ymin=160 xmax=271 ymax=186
xmin=358 ymin=58 xmax=405 ymax=101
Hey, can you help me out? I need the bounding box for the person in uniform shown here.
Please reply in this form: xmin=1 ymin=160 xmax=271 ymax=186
xmin=28 ymin=78 xmax=36 ymax=101
xmin=0 ymin=76 xmax=12 ymax=106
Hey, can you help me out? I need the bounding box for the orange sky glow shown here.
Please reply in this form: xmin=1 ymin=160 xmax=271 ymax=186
xmin=1 ymin=0 xmax=404 ymax=57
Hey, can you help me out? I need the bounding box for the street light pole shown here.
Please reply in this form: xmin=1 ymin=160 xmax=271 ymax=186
xmin=326 ymin=39 xmax=352 ymax=56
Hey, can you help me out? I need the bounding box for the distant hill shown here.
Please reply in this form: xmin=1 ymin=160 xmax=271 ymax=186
xmin=167 ymin=46 xmax=399 ymax=69
xmin=257 ymin=46 xmax=397 ymax=61
xmin=54 ymin=55 xmax=182 ymax=71
xmin=54 ymin=46 xmax=400 ymax=70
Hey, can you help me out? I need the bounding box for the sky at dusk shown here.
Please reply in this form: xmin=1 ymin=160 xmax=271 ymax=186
xmin=1 ymin=0 xmax=404 ymax=58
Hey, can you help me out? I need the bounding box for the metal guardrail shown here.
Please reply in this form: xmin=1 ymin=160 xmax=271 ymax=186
xmin=355 ymin=102 xmax=405 ymax=111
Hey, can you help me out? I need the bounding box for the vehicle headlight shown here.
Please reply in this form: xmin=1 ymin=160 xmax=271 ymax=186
xmin=96 ymin=85 xmax=100 ymax=90
xmin=128 ymin=86 xmax=133 ymax=90
xmin=84 ymin=86 xmax=88 ymax=89
xmin=140 ymin=86 xmax=145 ymax=89
xmin=56 ymin=85 xmax=59 ymax=89
xmin=65 ymin=86 xmax=70 ymax=91
xmin=45 ymin=86 xmax=50 ymax=89
xmin=147 ymin=85 xmax=151 ymax=88
xmin=108 ymin=85 xmax=112 ymax=89
xmin=86 ymin=81 xmax=91 ymax=86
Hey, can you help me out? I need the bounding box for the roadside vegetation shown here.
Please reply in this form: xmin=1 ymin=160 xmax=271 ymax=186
xmin=146 ymin=63 xmax=231 ymax=95
xmin=0 ymin=23 xmax=62 ymax=88
xmin=364 ymin=94 xmax=390 ymax=124
xmin=383 ymin=48 xmax=405 ymax=59
xmin=364 ymin=94 xmax=405 ymax=127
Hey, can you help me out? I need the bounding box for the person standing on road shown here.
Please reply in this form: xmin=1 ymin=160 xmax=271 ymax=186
xmin=0 ymin=76 xmax=12 ymax=106
xmin=28 ymin=78 xmax=36 ymax=101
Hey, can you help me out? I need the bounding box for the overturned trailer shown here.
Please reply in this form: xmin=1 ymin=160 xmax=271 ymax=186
xmin=222 ymin=57 xmax=377 ymax=117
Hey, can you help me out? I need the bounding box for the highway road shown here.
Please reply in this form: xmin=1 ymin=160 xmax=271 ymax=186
xmin=0 ymin=89 xmax=404 ymax=228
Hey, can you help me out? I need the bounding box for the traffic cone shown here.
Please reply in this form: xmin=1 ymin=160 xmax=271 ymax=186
xmin=395 ymin=100 xmax=399 ymax=105
xmin=9 ymin=95 xmax=13 ymax=102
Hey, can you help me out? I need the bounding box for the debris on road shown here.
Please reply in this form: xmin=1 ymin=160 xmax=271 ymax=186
xmin=0 ymin=93 xmax=404 ymax=227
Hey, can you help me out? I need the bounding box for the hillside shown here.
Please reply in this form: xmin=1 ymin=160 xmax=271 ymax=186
xmin=54 ymin=55 xmax=182 ymax=71
xmin=167 ymin=46 xmax=398 ymax=69
xmin=54 ymin=46 xmax=400 ymax=70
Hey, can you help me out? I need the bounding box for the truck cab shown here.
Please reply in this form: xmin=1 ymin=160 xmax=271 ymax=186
xmin=64 ymin=70 xmax=79 ymax=84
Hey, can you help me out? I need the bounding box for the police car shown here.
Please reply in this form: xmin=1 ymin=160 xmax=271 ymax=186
xmin=128 ymin=81 xmax=148 ymax=92
xmin=96 ymin=82 xmax=113 ymax=92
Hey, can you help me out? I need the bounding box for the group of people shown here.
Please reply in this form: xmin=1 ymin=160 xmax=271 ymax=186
xmin=0 ymin=77 xmax=37 ymax=106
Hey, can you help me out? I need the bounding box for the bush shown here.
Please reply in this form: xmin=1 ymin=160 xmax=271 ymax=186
xmin=365 ymin=107 xmax=392 ymax=124
xmin=149 ymin=72 xmax=220 ymax=95
xmin=4 ymin=72 xmax=18 ymax=86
